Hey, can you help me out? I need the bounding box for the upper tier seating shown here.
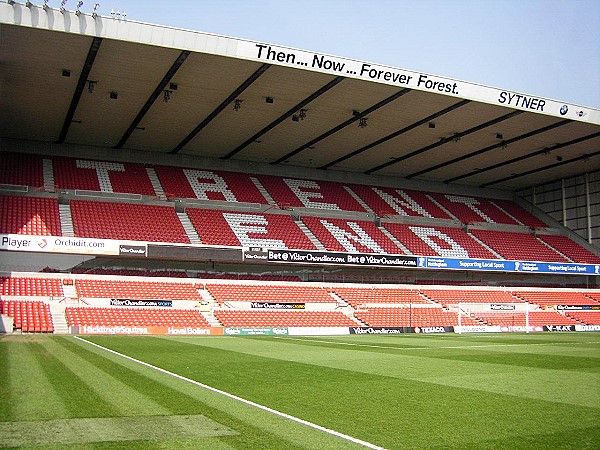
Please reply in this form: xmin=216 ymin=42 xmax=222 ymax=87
xmin=75 ymin=279 xmax=202 ymax=301
xmin=65 ymin=307 xmax=210 ymax=327
xmin=0 ymin=276 xmax=63 ymax=296
xmin=564 ymin=311 xmax=600 ymax=325
xmin=332 ymin=287 xmax=429 ymax=308
xmin=302 ymin=217 xmax=401 ymax=254
xmin=469 ymin=229 xmax=569 ymax=262
xmin=0 ymin=300 xmax=54 ymax=332
xmin=354 ymin=306 xmax=480 ymax=327
xmin=53 ymin=157 xmax=156 ymax=195
xmin=421 ymin=289 xmax=521 ymax=307
xmin=214 ymin=310 xmax=360 ymax=327
xmin=70 ymin=200 xmax=189 ymax=243
xmin=349 ymin=185 xmax=452 ymax=219
xmin=0 ymin=152 xmax=44 ymax=187
xmin=257 ymin=175 xmax=367 ymax=212
xmin=186 ymin=209 xmax=316 ymax=249
xmin=536 ymin=234 xmax=600 ymax=264
xmin=154 ymin=166 xmax=268 ymax=204
xmin=383 ymin=223 xmax=497 ymax=258
xmin=427 ymin=193 xmax=519 ymax=224
xmin=0 ymin=195 xmax=62 ymax=236
xmin=513 ymin=291 xmax=600 ymax=307
xmin=490 ymin=199 xmax=548 ymax=228
xmin=206 ymin=283 xmax=333 ymax=305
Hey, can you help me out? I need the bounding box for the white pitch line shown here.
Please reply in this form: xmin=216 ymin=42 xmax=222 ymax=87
xmin=278 ymin=336 xmax=600 ymax=351
xmin=74 ymin=336 xmax=385 ymax=450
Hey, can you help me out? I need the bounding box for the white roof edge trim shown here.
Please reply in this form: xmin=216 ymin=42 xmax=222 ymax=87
xmin=1 ymin=1 xmax=599 ymax=125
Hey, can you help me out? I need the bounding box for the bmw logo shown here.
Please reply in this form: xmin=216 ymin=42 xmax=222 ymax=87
xmin=559 ymin=105 xmax=568 ymax=115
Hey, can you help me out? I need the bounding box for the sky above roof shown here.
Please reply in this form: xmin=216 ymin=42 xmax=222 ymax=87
xmin=79 ymin=0 xmax=600 ymax=109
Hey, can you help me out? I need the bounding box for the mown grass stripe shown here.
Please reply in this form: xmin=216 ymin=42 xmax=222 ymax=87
xmin=0 ymin=337 xmax=69 ymax=421
xmin=43 ymin=337 xmax=172 ymax=417
xmin=75 ymin=336 xmax=387 ymax=450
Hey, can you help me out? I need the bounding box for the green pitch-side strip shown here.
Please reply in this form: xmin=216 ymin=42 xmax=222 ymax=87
xmin=84 ymin=335 xmax=600 ymax=450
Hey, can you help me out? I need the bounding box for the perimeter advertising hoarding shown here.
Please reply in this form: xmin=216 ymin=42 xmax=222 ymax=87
xmin=267 ymin=249 xmax=418 ymax=268
xmin=0 ymin=234 xmax=120 ymax=255
xmin=421 ymin=256 xmax=600 ymax=276
xmin=110 ymin=299 xmax=172 ymax=307
xmin=223 ymin=327 xmax=289 ymax=336
xmin=75 ymin=325 xmax=223 ymax=335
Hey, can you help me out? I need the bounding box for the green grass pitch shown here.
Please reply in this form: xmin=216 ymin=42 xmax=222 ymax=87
xmin=1 ymin=333 xmax=599 ymax=449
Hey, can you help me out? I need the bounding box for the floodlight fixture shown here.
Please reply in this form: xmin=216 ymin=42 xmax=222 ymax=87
xmin=163 ymin=90 xmax=172 ymax=102
xmin=26 ymin=1 xmax=34 ymax=8
xmin=358 ymin=117 xmax=368 ymax=128
xmin=86 ymin=80 xmax=97 ymax=94
xmin=75 ymin=1 xmax=83 ymax=15
xmin=43 ymin=0 xmax=50 ymax=11
xmin=298 ymin=109 xmax=307 ymax=120
xmin=233 ymin=99 xmax=243 ymax=111
xmin=428 ymin=122 xmax=436 ymax=129
xmin=60 ymin=0 xmax=67 ymax=12
xmin=92 ymin=2 xmax=99 ymax=18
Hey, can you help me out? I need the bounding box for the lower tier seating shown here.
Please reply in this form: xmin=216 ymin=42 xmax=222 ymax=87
xmin=65 ymin=307 xmax=210 ymax=327
xmin=472 ymin=311 xmax=580 ymax=327
xmin=206 ymin=284 xmax=333 ymax=305
xmin=355 ymin=307 xmax=481 ymax=327
xmin=0 ymin=277 xmax=64 ymax=296
xmin=565 ymin=311 xmax=600 ymax=325
xmin=0 ymin=300 xmax=54 ymax=332
xmin=421 ymin=289 xmax=522 ymax=307
xmin=513 ymin=291 xmax=600 ymax=307
xmin=214 ymin=310 xmax=360 ymax=327
xmin=332 ymin=287 xmax=429 ymax=308
xmin=75 ymin=279 xmax=202 ymax=301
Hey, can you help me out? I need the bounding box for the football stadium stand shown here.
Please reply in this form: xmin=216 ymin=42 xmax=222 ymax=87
xmin=0 ymin=9 xmax=598 ymax=336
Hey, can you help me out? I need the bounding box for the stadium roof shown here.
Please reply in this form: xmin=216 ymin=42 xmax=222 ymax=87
xmin=1 ymin=1 xmax=599 ymax=192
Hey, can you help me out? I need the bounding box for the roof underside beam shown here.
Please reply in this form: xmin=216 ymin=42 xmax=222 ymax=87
xmin=480 ymin=149 xmax=600 ymax=188
xmin=272 ymin=88 xmax=412 ymax=166
xmin=170 ymin=63 xmax=271 ymax=155
xmin=222 ymin=76 xmax=346 ymax=160
xmin=362 ymin=100 xmax=471 ymax=175
xmin=407 ymin=119 xmax=571 ymax=180
xmin=447 ymin=131 xmax=600 ymax=184
xmin=57 ymin=37 xmax=103 ymax=144
xmin=114 ymin=50 xmax=191 ymax=149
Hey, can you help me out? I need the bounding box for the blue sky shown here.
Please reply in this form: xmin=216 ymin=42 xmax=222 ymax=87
xmin=89 ymin=0 xmax=599 ymax=108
